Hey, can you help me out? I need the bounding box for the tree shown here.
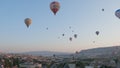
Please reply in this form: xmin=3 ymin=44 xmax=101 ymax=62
xmin=76 ymin=61 xmax=85 ymax=68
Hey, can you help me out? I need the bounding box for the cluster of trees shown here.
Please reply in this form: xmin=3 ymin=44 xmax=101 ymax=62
xmin=0 ymin=57 xmax=20 ymax=68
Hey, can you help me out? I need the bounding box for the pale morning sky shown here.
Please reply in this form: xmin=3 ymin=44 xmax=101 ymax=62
xmin=0 ymin=0 xmax=120 ymax=53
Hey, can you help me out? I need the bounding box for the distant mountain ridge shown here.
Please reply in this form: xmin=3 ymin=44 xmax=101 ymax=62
xmin=77 ymin=46 xmax=120 ymax=58
xmin=21 ymin=51 xmax=71 ymax=56
xmin=18 ymin=46 xmax=120 ymax=58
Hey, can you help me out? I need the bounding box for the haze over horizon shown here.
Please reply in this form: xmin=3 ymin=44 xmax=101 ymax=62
xmin=0 ymin=0 xmax=120 ymax=53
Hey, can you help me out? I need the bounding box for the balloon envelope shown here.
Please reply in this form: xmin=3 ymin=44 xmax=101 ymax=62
xmin=50 ymin=1 xmax=60 ymax=15
xmin=46 ymin=27 xmax=48 ymax=30
xmin=62 ymin=34 xmax=65 ymax=36
xmin=24 ymin=18 xmax=32 ymax=28
xmin=74 ymin=34 xmax=77 ymax=38
xmin=115 ymin=9 xmax=120 ymax=19
xmin=96 ymin=31 xmax=99 ymax=35
xmin=76 ymin=51 xmax=79 ymax=54
xmin=69 ymin=26 xmax=71 ymax=29
xmin=69 ymin=37 xmax=72 ymax=41
xmin=102 ymin=9 xmax=104 ymax=11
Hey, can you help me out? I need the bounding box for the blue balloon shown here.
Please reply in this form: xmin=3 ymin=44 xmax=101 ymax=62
xmin=115 ymin=9 xmax=120 ymax=19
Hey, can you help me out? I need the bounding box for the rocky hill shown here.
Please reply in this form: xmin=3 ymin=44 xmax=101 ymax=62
xmin=76 ymin=46 xmax=120 ymax=58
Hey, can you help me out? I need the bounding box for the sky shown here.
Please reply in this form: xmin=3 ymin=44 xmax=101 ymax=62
xmin=0 ymin=0 xmax=120 ymax=53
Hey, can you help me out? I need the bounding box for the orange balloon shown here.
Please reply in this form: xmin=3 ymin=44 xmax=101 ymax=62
xmin=50 ymin=1 xmax=60 ymax=15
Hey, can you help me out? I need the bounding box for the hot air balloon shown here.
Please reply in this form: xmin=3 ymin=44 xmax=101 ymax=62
xmin=102 ymin=8 xmax=104 ymax=11
xmin=76 ymin=51 xmax=79 ymax=54
xmin=72 ymin=30 xmax=74 ymax=32
xmin=24 ymin=18 xmax=32 ymax=28
xmin=62 ymin=34 xmax=65 ymax=36
xmin=115 ymin=9 xmax=120 ymax=19
xmin=69 ymin=37 xmax=72 ymax=41
xmin=46 ymin=27 xmax=48 ymax=30
xmin=69 ymin=26 xmax=71 ymax=29
xmin=96 ymin=31 xmax=99 ymax=36
xmin=74 ymin=34 xmax=77 ymax=38
xmin=50 ymin=1 xmax=60 ymax=15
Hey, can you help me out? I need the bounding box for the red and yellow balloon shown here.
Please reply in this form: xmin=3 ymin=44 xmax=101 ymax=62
xmin=50 ymin=1 xmax=60 ymax=15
